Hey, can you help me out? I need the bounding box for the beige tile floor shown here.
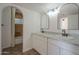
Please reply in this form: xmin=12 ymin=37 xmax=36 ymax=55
xmin=2 ymin=44 xmax=40 ymax=55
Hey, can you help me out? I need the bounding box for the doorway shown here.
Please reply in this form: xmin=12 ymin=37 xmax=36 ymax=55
xmin=1 ymin=6 xmax=23 ymax=55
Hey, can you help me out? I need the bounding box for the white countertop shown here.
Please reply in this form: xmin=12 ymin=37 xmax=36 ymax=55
xmin=32 ymin=32 xmax=79 ymax=46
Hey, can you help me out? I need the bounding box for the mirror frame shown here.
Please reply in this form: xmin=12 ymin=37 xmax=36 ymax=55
xmin=40 ymin=12 xmax=49 ymax=31
xmin=57 ymin=3 xmax=79 ymax=30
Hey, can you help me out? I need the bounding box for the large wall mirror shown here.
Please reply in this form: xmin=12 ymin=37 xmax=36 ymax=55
xmin=57 ymin=3 xmax=79 ymax=30
xmin=40 ymin=13 xmax=49 ymax=31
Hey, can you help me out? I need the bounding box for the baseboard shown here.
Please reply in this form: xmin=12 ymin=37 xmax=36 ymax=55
xmin=32 ymin=48 xmax=40 ymax=55
xmin=2 ymin=45 xmax=11 ymax=50
xmin=23 ymin=48 xmax=32 ymax=53
xmin=0 ymin=51 xmax=1 ymax=55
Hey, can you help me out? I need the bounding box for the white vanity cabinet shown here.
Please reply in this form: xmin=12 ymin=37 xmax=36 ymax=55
xmin=48 ymin=38 xmax=79 ymax=55
xmin=60 ymin=48 xmax=74 ymax=55
xmin=32 ymin=33 xmax=79 ymax=55
xmin=48 ymin=39 xmax=60 ymax=55
xmin=32 ymin=34 xmax=47 ymax=55
xmin=59 ymin=40 xmax=79 ymax=55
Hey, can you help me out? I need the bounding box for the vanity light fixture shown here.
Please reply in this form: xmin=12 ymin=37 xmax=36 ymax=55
xmin=47 ymin=9 xmax=54 ymax=16
xmin=47 ymin=7 xmax=59 ymax=16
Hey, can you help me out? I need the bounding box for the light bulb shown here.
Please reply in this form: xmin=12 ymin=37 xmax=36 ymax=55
xmin=47 ymin=8 xmax=59 ymax=17
xmin=47 ymin=10 xmax=54 ymax=16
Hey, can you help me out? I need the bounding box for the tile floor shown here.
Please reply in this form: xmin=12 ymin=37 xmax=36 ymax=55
xmin=2 ymin=44 xmax=40 ymax=55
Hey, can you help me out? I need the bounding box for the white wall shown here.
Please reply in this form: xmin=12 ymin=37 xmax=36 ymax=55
xmin=23 ymin=10 xmax=40 ymax=52
xmin=23 ymin=9 xmax=40 ymax=52
xmin=0 ymin=3 xmax=40 ymax=54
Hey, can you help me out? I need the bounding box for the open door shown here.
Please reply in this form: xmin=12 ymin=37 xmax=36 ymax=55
xmin=1 ymin=7 xmax=12 ymax=49
xmin=2 ymin=6 xmax=23 ymax=55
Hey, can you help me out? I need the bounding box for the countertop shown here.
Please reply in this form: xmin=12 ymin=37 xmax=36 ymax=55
xmin=32 ymin=32 xmax=79 ymax=46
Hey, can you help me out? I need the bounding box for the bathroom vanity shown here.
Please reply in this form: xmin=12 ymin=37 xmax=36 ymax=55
xmin=32 ymin=33 xmax=79 ymax=55
xmin=32 ymin=3 xmax=79 ymax=55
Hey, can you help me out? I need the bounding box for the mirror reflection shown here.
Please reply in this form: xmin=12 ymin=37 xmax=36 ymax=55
xmin=58 ymin=3 xmax=79 ymax=30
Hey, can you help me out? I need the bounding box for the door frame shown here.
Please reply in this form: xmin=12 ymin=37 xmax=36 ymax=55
xmin=1 ymin=5 xmax=24 ymax=54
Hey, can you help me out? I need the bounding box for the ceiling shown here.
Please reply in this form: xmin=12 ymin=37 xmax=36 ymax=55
xmin=15 ymin=3 xmax=63 ymax=12
xmin=15 ymin=3 xmax=79 ymax=14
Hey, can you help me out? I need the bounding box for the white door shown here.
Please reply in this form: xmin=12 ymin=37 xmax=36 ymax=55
xmin=1 ymin=7 xmax=12 ymax=49
xmin=1 ymin=7 xmax=15 ymax=49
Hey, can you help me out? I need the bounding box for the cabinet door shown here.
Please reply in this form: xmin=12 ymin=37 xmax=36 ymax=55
xmin=32 ymin=35 xmax=47 ymax=55
xmin=60 ymin=48 xmax=74 ymax=55
xmin=48 ymin=39 xmax=60 ymax=55
xmin=58 ymin=40 xmax=78 ymax=55
xmin=32 ymin=35 xmax=39 ymax=50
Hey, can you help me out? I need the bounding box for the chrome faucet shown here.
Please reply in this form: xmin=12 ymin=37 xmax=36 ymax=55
xmin=62 ymin=29 xmax=68 ymax=37
xmin=41 ymin=28 xmax=44 ymax=33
